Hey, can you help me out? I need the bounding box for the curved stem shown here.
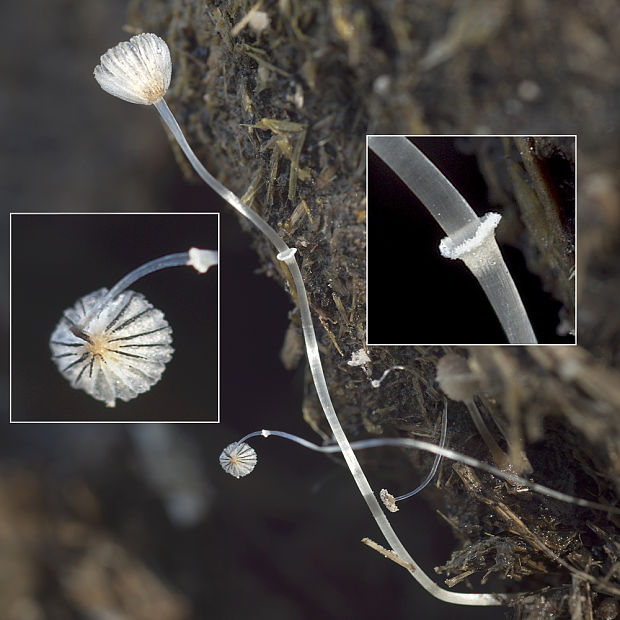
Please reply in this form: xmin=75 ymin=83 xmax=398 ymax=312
xmin=368 ymin=136 xmax=479 ymax=236
xmin=154 ymin=103 xmax=506 ymax=606
xmin=237 ymin=430 xmax=620 ymax=515
xmin=155 ymin=100 xmax=288 ymax=254
xmin=276 ymin=251 xmax=504 ymax=605
xmin=396 ymin=400 xmax=448 ymax=501
xmin=73 ymin=251 xmax=191 ymax=336
xmin=464 ymin=400 xmax=509 ymax=468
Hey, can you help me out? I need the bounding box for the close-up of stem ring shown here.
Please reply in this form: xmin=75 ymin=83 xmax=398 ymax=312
xmin=368 ymin=136 xmax=537 ymax=344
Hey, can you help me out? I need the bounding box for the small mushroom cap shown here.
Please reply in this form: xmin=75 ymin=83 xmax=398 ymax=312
xmin=94 ymin=33 xmax=172 ymax=105
xmin=435 ymin=353 xmax=479 ymax=402
xmin=219 ymin=442 xmax=258 ymax=478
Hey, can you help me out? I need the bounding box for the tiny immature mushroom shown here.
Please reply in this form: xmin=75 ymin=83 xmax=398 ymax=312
xmin=435 ymin=353 xmax=480 ymax=403
xmin=50 ymin=248 xmax=217 ymax=406
xmin=219 ymin=442 xmax=258 ymax=478
xmin=380 ymin=489 xmax=399 ymax=513
xmin=346 ymin=348 xmax=371 ymax=367
xmin=370 ymin=365 xmax=406 ymax=388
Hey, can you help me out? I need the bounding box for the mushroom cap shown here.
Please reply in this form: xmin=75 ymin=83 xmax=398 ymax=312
xmin=94 ymin=33 xmax=172 ymax=105
xmin=50 ymin=288 xmax=174 ymax=406
xmin=435 ymin=353 xmax=479 ymax=402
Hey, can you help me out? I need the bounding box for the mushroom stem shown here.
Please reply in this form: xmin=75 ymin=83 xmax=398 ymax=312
xmin=154 ymin=100 xmax=289 ymax=254
xmin=395 ymin=400 xmax=448 ymax=502
xmin=94 ymin=35 xmax=508 ymax=606
xmin=231 ymin=430 xmax=620 ymax=515
xmin=368 ymin=136 xmax=537 ymax=344
xmin=155 ymin=102 xmax=503 ymax=606
xmin=464 ymin=400 xmax=509 ymax=469
xmin=435 ymin=352 xmax=512 ymax=469
xmin=72 ymin=248 xmax=217 ymax=336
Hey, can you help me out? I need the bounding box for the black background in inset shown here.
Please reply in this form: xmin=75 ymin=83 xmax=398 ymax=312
xmin=12 ymin=213 xmax=219 ymax=422
xmin=367 ymin=136 xmax=571 ymax=345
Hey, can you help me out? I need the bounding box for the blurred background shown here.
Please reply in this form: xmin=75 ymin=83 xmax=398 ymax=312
xmin=4 ymin=1 xmax=620 ymax=619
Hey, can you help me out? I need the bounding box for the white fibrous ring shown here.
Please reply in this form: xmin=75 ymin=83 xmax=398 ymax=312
xmin=219 ymin=442 xmax=258 ymax=478
xmin=49 ymin=288 xmax=173 ymax=407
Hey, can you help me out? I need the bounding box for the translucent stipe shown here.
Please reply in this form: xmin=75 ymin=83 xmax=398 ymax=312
xmin=368 ymin=136 xmax=537 ymax=344
xmin=95 ymin=36 xmax=506 ymax=604
xmin=74 ymin=252 xmax=191 ymax=334
xmin=153 ymin=112 xmax=500 ymax=605
xmin=231 ymin=429 xmax=620 ymax=515
xmin=455 ymin=231 xmax=537 ymax=344
xmin=395 ymin=401 xmax=448 ymax=501
xmin=368 ymin=136 xmax=478 ymax=237
xmin=219 ymin=442 xmax=258 ymax=478
xmin=154 ymin=100 xmax=289 ymax=255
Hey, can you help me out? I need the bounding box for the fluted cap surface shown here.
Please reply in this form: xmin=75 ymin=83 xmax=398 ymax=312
xmin=94 ymin=33 xmax=171 ymax=105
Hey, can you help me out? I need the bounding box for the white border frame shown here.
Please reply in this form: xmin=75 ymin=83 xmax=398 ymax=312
xmin=366 ymin=134 xmax=577 ymax=347
xmin=9 ymin=211 xmax=222 ymax=424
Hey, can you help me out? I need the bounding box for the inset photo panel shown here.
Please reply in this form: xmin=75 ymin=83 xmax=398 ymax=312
xmin=367 ymin=136 xmax=576 ymax=346
xmin=11 ymin=213 xmax=220 ymax=422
